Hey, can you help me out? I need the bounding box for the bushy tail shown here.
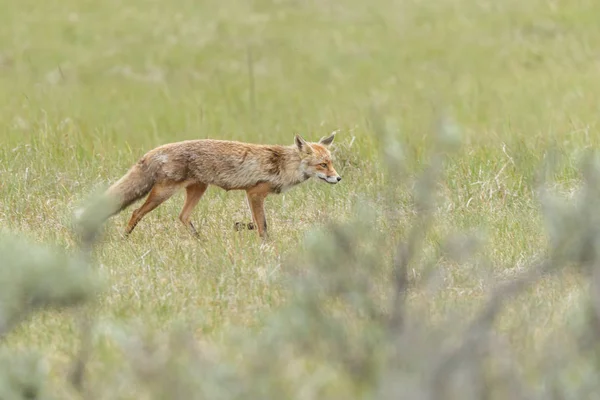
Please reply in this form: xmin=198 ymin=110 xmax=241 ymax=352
xmin=105 ymin=163 xmax=155 ymax=215
xmin=75 ymin=163 xmax=155 ymax=229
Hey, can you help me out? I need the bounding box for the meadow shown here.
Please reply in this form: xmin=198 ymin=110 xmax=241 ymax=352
xmin=2 ymin=0 xmax=600 ymax=398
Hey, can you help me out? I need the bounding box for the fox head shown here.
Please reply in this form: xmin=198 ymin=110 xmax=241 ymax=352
xmin=295 ymin=133 xmax=342 ymax=184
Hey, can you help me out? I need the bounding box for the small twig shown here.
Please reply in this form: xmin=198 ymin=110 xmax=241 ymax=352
xmin=69 ymin=214 xmax=101 ymax=396
xmin=247 ymin=45 xmax=256 ymax=119
xmin=69 ymin=308 xmax=93 ymax=396
xmin=388 ymin=149 xmax=444 ymax=333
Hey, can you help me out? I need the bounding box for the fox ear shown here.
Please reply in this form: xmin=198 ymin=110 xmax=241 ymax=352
xmin=319 ymin=132 xmax=336 ymax=147
xmin=295 ymin=134 xmax=313 ymax=154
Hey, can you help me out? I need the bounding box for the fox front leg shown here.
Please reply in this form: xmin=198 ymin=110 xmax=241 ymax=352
xmin=246 ymin=192 xmax=268 ymax=240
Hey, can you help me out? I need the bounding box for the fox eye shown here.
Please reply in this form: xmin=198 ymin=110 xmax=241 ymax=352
xmin=320 ymin=163 xmax=328 ymax=168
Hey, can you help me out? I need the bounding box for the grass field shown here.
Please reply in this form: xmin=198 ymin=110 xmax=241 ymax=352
xmin=2 ymin=0 xmax=600 ymax=398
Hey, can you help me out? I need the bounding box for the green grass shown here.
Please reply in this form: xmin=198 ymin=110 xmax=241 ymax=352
xmin=1 ymin=0 xmax=600 ymax=397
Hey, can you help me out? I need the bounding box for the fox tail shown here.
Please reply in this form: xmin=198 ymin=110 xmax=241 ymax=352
xmin=75 ymin=163 xmax=155 ymax=228
xmin=105 ymin=163 xmax=155 ymax=214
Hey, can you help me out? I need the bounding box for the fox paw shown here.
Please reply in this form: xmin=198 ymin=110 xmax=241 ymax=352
xmin=234 ymin=222 xmax=255 ymax=231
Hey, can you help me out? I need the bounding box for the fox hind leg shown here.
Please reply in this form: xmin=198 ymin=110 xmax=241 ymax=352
xmin=125 ymin=183 xmax=179 ymax=236
xmin=179 ymin=182 xmax=208 ymax=237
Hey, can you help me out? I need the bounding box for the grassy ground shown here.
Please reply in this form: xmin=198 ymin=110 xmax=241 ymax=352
xmin=1 ymin=0 xmax=600 ymax=397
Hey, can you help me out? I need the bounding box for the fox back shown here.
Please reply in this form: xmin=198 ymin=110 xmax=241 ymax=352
xmin=136 ymin=135 xmax=340 ymax=193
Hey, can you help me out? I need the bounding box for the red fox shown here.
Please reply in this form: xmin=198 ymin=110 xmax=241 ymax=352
xmin=82 ymin=133 xmax=341 ymax=239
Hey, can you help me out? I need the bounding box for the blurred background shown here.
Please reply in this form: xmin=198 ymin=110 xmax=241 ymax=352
xmin=1 ymin=0 xmax=600 ymax=398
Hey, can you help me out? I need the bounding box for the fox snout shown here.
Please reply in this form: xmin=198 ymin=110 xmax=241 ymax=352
xmin=313 ymin=162 xmax=341 ymax=184
xmin=330 ymin=174 xmax=342 ymax=184
xmin=317 ymin=172 xmax=342 ymax=184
